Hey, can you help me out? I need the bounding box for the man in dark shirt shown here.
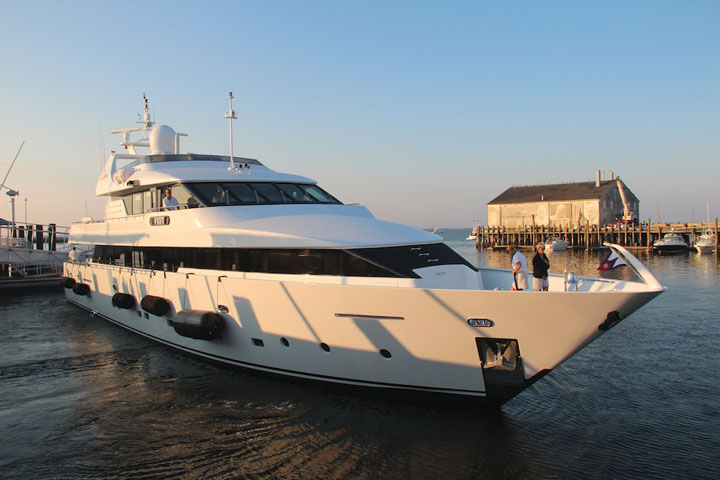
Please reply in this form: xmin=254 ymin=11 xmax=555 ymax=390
xmin=532 ymin=242 xmax=550 ymax=291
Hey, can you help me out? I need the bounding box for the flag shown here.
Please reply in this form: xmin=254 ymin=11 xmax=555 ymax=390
xmin=598 ymin=250 xmax=628 ymax=270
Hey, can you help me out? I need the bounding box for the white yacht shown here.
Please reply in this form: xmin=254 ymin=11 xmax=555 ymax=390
xmin=62 ymin=96 xmax=665 ymax=405
xmin=694 ymin=230 xmax=715 ymax=254
xmin=544 ymin=236 xmax=569 ymax=251
xmin=653 ymin=232 xmax=689 ymax=254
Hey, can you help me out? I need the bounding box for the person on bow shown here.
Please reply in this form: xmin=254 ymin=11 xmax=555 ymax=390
xmin=507 ymin=245 xmax=528 ymax=291
xmin=532 ymin=242 xmax=550 ymax=291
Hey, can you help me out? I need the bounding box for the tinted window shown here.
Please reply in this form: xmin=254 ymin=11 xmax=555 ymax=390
xmin=253 ymin=183 xmax=284 ymax=203
xmin=184 ymin=182 xmax=342 ymax=206
xmin=298 ymin=184 xmax=338 ymax=203
xmin=191 ymin=184 xmax=231 ymax=206
xmin=277 ymin=183 xmax=311 ymax=203
xmin=91 ymin=243 xmax=476 ymax=278
xmin=227 ymin=183 xmax=263 ymax=204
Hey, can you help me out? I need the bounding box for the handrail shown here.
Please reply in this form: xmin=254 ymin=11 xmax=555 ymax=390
xmin=1 ymin=222 xmax=70 ymax=250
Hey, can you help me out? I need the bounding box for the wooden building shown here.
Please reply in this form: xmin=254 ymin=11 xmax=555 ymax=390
xmin=487 ymin=171 xmax=639 ymax=228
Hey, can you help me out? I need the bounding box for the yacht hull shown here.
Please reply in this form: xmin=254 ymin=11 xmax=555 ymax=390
xmin=545 ymin=240 xmax=568 ymax=251
xmin=654 ymin=245 xmax=689 ymax=254
xmin=63 ymin=261 xmax=661 ymax=405
xmin=695 ymin=245 xmax=714 ymax=254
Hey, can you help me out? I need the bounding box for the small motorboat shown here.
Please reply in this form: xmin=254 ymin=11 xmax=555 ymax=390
xmin=466 ymin=227 xmax=479 ymax=241
xmin=654 ymin=232 xmax=689 ymax=254
xmin=545 ymin=236 xmax=568 ymax=251
xmin=694 ymin=230 xmax=716 ymax=254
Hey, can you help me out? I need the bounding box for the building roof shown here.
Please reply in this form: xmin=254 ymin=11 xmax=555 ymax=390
xmin=488 ymin=180 xmax=633 ymax=205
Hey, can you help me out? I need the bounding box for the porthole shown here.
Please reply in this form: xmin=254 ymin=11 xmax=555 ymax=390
xmin=380 ymin=349 xmax=392 ymax=359
xmin=281 ymin=337 xmax=290 ymax=347
xmin=320 ymin=343 xmax=331 ymax=352
xmin=252 ymin=338 xmax=264 ymax=347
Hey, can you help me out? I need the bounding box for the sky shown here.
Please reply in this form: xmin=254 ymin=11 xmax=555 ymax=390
xmin=0 ymin=0 xmax=718 ymax=229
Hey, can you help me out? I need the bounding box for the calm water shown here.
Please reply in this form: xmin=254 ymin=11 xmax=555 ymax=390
xmin=1 ymin=230 xmax=718 ymax=479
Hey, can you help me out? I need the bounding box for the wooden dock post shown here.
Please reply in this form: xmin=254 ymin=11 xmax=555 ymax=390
xmin=585 ymin=221 xmax=590 ymax=250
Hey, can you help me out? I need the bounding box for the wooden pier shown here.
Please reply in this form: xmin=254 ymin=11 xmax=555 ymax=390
xmin=473 ymin=218 xmax=719 ymax=252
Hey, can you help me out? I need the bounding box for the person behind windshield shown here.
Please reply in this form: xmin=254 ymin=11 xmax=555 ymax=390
xmin=162 ymin=188 xmax=179 ymax=210
xmin=211 ymin=185 xmax=228 ymax=205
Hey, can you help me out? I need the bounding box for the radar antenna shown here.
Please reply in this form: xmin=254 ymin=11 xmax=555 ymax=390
xmin=224 ymin=92 xmax=237 ymax=170
xmin=140 ymin=93 xmax=154 ymax=129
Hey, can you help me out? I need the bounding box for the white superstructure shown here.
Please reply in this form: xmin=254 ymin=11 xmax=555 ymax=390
xmin=63 ymin=97 xmax=664 ymax=405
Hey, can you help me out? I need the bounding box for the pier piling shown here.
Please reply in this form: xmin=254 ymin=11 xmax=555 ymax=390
xmin=475 ymin=221 xmax=719 ymax=252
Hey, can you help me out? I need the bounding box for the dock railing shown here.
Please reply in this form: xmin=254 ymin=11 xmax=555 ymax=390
xmin=0 ymin=221 xmax=70 ymax=251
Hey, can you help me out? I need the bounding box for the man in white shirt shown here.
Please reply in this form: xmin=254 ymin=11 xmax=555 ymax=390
xmin=507 ymin=245 xmax=528 ymax=290
xmin=68 ymin=247 xmax=79 ymax=262
xmin=162 ymin=188 xmax=180 ymax=210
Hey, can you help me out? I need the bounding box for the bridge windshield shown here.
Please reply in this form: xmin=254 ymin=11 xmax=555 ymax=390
xmin=184 ymin=182 xmax=342 ymax=206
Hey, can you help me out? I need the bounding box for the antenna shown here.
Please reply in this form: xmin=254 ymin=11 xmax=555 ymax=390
xmin=224 ymin=92 xmax=237 ymax=170
xmin=707 ymin=202 xmax=710 ymax=224
xmin=141 ymin=92 xmax=153 ymax=129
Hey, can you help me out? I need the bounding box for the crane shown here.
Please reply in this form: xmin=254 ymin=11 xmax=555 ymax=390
xmin=616 ymin=176 xmax=634 ymax=224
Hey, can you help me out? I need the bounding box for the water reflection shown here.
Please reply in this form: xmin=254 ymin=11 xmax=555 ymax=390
xmin=1 ymin=230 xmax=718 ymax=479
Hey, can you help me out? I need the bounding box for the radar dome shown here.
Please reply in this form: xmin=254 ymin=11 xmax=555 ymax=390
xmin=149 ymin=125 xmax=176 ymax=154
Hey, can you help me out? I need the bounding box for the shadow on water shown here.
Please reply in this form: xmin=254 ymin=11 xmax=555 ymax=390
xmin=1 ymin=231 xmax=719 ymax=479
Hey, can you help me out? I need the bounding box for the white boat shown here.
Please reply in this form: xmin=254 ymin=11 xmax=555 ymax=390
xmin=62 ymin=96 xmax=665 ymax=406
xmin=694 ymin=230 xmax=715 ymax=254
xmin=544 ymin=236 xmax=568 ymax=251
xmin=653 ymin=232 xmax=689 ymax=254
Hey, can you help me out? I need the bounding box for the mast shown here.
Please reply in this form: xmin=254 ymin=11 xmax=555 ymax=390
xmin=224 ymin=92 xmax=237 ymax=170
